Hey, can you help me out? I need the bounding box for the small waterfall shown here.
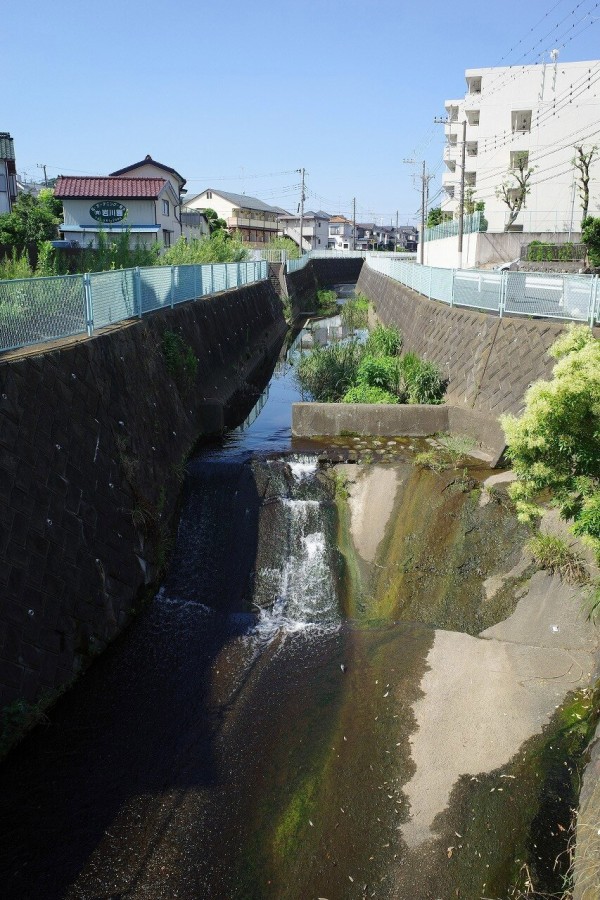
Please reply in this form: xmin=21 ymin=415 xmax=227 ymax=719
xmin=252 ymin=456 xmax=340 ymax=639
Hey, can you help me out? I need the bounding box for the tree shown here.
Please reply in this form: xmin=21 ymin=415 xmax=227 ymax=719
xmin=501 ymin=326 xmax=600 ymax=561
xmin=426 ymin=207 xmax=450 ymax=228
xmin=0 ymin=190 xmax=62 ymax=251
xmin=203 ymin=207 xmax=228 ymax=234
xmin=573 ymin=144 xmax=598 ymax=226
xmin=496 ymin=155 xmax=534 ymax=231
xmin=581 ymin=216 xmax=600 ymax=266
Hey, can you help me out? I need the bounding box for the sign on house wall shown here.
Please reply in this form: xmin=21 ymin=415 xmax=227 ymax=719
xmin=89 ymin=201 xmax=128 ymax=224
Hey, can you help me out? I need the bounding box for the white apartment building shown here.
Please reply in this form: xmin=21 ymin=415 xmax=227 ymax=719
xmin=441 ymin=58 xmax=600 ymax=233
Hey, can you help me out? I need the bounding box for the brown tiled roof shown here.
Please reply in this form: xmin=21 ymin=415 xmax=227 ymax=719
xmin=55 ymin=176 xmax=167 ymax=199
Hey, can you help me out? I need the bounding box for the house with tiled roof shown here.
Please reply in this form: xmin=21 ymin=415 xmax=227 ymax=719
xmin=184 ymin=189 xmax=280 ymax=244
xmin=109 ymin=154 xmax=187 ymax=201
xmin=0 ymin=132 xmax=17 ymax=214
xmin=55 ymin=175 xmax=183 ymax=249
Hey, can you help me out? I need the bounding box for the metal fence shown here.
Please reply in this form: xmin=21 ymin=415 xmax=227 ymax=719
xmin=0 ymin=260 xmax=268 ymax=354
xmin=365 ymin=255 xmax=600 ymax=325
xmin=423 ymin=211 xmax=484 ymax=243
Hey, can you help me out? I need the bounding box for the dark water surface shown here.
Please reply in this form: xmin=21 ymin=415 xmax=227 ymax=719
xmin=0 ymin=310 xmax=433 ymax=899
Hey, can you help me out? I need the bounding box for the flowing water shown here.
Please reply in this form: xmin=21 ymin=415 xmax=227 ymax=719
xmin=0 ymin=308 xmax=594 ymax=899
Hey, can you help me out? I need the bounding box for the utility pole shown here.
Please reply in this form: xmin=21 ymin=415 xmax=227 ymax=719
xmin=297 ymin=168 xmax=306 ymax=253
xmin=37 ymin=163 xmax=48 ymax=187
xmin=352 ymin=197 xmax=356 ymax=250
xmin=434 ymin=115 xmax=467 ymax=269
xmin=403 ymin=158 xmax=433 ymax=265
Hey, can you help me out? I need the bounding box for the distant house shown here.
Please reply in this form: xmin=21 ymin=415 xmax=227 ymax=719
xmin=277 ymin=210 xmax=330 ymax=251
xmin=55 ymin=176 xmax=183 ymax=249
xmin=328 ymin=215 xmax=354 ymax=250
xmin=0 ymin=132 xmax=17 ymax=214
xmin=184 ymin=189 xmax=280 ymax=244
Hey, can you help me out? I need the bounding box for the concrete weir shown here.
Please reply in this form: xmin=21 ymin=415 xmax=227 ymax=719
xmin=292 ymin=401 xmax=507 ymax=465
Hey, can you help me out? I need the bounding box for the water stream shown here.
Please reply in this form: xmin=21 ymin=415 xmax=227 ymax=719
xmin=0 ymin=302 xmax=594 ymax=899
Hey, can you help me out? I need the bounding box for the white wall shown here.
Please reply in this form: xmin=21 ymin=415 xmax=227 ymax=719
xmin=441 ymin=59 xmax=600 ymax=233
xmin=423 ymin=230 xmax=583 ymax=269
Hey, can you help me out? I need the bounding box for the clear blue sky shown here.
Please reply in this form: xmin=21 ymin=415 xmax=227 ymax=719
xmin=5 ymin=0 xmax=600 ymax=226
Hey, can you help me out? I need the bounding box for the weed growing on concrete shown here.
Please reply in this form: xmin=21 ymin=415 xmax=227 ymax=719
xmin=162 ymin=330 xmax=198 ymax=391
xmin=415 ymin=433 xmax=477 ymax=473
xmin=527 ymin=534 xmax=588 ymax=584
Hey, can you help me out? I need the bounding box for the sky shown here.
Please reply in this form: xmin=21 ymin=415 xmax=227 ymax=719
xmin=4 ymin=0 xmax=600 ymax=226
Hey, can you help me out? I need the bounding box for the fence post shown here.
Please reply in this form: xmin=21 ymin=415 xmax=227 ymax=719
xmin=210 ymin=263 xmax=214 ymax=295
xmin=225 ymin=264 xmax=229 ymax=291
xmin=590 ymin=275 xmax=599 ymax=329
xmin=83 ymin=273 xmax=94 ymax=336
xmin=237 ymin=262 xmax=241 ymax=288
xmin=193 ymin=264 xmax=197 ymax=301
xmin=428 ymin=266 xmax=432 ymax=300
xmin=499 ymin=270 xmax=507 ymax=318
xmin=450 ymin=270 xmax=455 ymax=307
xmin=170 ymin=266 xmax=175 ymax=308
xmin=134 ymin=266 xmax=142 ymax=317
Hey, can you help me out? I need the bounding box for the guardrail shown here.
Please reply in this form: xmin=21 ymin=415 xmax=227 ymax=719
xmin=365 ymin=256 xmax=600 ymax=326
xmin=0 ymin=260 xmax=268 ymax=354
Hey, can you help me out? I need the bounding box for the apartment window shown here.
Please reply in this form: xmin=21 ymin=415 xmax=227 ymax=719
xmin=466 ymin=141 xmax=478 ymax=157
xmin=511 ymin=110 xmax=532 ymax=132
xmin=330 ymin=226 xmax=341 ymax=235
xmin=465 ymin=172 xmax=476 ymax=187
xmin=510 ymin=150 xmax=529 ymax=170
xmin=467 ymin=76 xmax=482 ymax=94
xmin=465 ymin=109 xmax=479 ymax=126
xmin=162 ymin=199 xmax=169 ymax=216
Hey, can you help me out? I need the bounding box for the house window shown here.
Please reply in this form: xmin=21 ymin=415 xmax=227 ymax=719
xmin=206 ymin=191 xmax=212 ymax=199
xmin=510 ymin=150 xmax=529 ymax=170
xmin=163 ymin=230 xmax=171 ymax=248
xmin=511 ymin=110 xmax=532 ymax=133
xmin=162 ymin=199 xmax=169 ymax=216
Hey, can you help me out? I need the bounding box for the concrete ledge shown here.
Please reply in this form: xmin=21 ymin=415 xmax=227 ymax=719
xmin=292 ymin=402 xmax=507 ymax=466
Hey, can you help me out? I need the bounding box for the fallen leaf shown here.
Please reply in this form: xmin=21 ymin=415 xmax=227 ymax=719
xmin=447 ymin=847 xmax=454 ymax=858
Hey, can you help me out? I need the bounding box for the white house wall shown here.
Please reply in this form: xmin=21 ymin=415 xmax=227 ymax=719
xmin=441 ymin=59 xmax=600 ymax=233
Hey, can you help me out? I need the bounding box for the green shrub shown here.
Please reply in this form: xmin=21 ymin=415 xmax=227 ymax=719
xmin=342 ymin=384 xmax=398 ymax=404
xmin=266 ymin=236 xmax=300 ymax=259
xmin=502 ymin=326 xmax=600 ymax=560
xmin=295 ymin=341 xmax=364 ymax=402
xmin=399 ymin=352 xmax=445 ymax=404
xmin=356 ymin=354 xmax=402 ymax=396
xmin=316 ymin=289 xmax=337 ymax=311
xmin=364 ymin=324 xmax=402 ymax=357
xmin=340 ymin=293 xmax=370 ymax=330
xmin=526 ymin=533 xmax=588 ymax=584
xmin=0 ymin=248 xmax=34 ymax=280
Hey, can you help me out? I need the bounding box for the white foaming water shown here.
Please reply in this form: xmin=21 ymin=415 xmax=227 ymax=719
xmin=288 ymin=458 xmax=319 ymax=482
xmin=253 ymin=498 xmax=339 ymax=640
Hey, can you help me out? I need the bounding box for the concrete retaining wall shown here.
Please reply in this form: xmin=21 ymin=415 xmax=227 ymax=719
xmin=0 ymin=282 xmax=286 ymax=714
xmin=292 ymin=402 xmax=506 ymax=464
xmin=357 ymin=265 xmax=566 ymax=416
xmin=286 ymin=258 xmax=364 ymax=316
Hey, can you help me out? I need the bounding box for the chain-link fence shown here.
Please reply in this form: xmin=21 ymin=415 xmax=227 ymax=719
xmin=365 ymin=256 xmax=600 ymax=325
xmin=0 ymin=260 xmax=268 ymax=354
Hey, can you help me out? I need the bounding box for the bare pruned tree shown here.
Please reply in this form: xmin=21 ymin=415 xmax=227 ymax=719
xmin=496 ymin=155 xmax=534 ymax=231
xmin=573 ymin=144 xmax=598 ymax=226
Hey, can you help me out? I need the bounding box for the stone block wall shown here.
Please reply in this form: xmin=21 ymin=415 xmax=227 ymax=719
xmin=0 ymin=282 xmax=286 ymax=712
xmin=357 ymin=265 xmax=567 ymax=416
